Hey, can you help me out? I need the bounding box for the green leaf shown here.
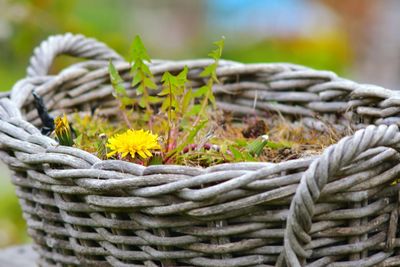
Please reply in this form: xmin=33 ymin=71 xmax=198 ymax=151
xmin=187 ymin=104 xmax=202 ymax=117
xmin=140 ymin=63 xmax=152 ymax=76
xmin=109 ymin=61 xmax=123 ymax=84
xmin=138 ymin=97 xmax=146 ymax=108
xmin=177 ymin=66 xmax=188 ymax=84
xmin=147 ymin=96 xmax=162 ymax=104
xmin=136 ymin=84 xmax=144 ymax=95
xmin=192 ymin=85 xmax=209 ymax=98
xmin=181 ymin=88 xmax=193 ymax=113
xmin=161 ymin=71 xmax=174 ymax=83
xmin=142 ymin=112 xmax=150 ymax=122
xmin=210 ymin=37 xmax=225 ymax=60
xmin=208 ymin=88 xmax=216 ymax=108
xmin=235 ymin=139 xmax=248 ymax=147
xmin=131 ymin=73 xmax=142 ymax=87
xmin=220 ymin=143 xmax=228 ymax=154
xmin=244 ymin=153 xmax=256 ymax=161
xmin=170 ymin=110 xmax=177 ymax=120
xmin=121 ymin=96 xmax=134 ymax=107
xmin=247 ymin=139 xmax=269 ymax=156
xmin=128 ymin=35 xmax=158 ymax=114
xmin=191 ymin=36 xmax=225 ymax=117
xmin=109 ymin=61 xmax=127 ymax=96
xmin=171 ymin=97 xmax=179 ymax=108
xmin=160 ymin=98 xmax=170 ymax=112
xmin=109 ymin=61 xmax=134 ymax=110
xmin=166 ymin=120 xmax=207 ymax=158
xmin=74 ymin=134 xmax=83 ymax=146
xmin=158 ymin=87 xmax=170 ymax=96
xmin=144 ymin=77 xmax=157 ymax=90
xmin=229 ymin=145 xmax=242 ymax=161
xmin=148 ymin=153 xmax=163 ymax=165
xmin=114 ymin=84 xmax=128 ymax=98
xmin=266 ymin=141 xmax=292 ymax=150
xmin=200 ymin=64 xmax=216 ymax=78
xmin=130 ymin=35 xmax=151 ymax=62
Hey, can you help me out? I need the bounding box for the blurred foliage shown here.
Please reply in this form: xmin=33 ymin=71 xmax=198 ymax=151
xmin=0 ymin=167 xmax=29 ymax=247
xmin=0 ymin=0 xmax=131 ymax=90
xmin=0 ymin=0 xmax=351 ymax=248
xmin=223 ymin=34 xmax=351 ymax=76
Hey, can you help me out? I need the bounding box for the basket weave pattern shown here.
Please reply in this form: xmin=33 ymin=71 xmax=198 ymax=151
xmin=1 ymin=33 xmax=400 ymax=267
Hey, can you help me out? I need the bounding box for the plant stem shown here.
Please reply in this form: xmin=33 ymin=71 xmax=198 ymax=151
xmin=192 ymin=80 xmax=212 ymax=127
xmin=140 ymin=72 xmax=152 ymax=112
xmin=166 ymin=79 xmax=173 ymax=151
xmin=120 ymin=108 xmax=132 ymax=129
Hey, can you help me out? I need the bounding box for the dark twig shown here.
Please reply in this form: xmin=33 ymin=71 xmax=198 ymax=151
xmin=32 ymin=90 xmax=54 ymax=135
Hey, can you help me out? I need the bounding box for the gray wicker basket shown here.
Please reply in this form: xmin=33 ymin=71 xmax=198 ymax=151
xmin=1 ymin=33 xmax=400 ymax=267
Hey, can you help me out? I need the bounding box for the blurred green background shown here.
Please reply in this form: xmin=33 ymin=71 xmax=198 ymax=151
xmin=1 ymin=0 xmax=399 ymax=247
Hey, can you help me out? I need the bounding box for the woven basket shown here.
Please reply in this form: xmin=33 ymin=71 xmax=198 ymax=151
xmin=1 ymin=33 xmax=400 ymax=267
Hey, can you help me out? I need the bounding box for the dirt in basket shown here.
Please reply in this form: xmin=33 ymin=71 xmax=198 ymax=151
xmin=169 ymin=111 xmax=346 ymax=167
xmin=69 ymin=110 xmax=346 ymax=167
xmin=252 ymin=115 xmax=344 ymax=163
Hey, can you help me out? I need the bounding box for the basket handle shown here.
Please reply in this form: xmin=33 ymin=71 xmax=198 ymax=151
xmin=27 ymin=33 xmax=123 ymax=77
xmin=278 ymin=124 xmax=400 ymax=267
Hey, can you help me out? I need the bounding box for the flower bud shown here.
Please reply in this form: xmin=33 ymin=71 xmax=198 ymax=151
xmin=247 ymin=135 xmax=269 ymax=156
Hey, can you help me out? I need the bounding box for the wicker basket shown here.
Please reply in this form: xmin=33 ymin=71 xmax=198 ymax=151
xmin=1 ymin=33 xmax=400 ymax=267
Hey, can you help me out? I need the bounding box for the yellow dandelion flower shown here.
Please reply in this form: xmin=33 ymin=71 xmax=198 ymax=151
xmin=54 ymin=114 xmax=73 ymax=146
xmin=107 ymin=129 xmax=161 ymax=159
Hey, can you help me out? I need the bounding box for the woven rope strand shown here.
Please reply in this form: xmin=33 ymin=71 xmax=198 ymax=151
xmin=27 ymin=33 xmax=123 ymax=77
xmin=278 ymin=124 xmax=400 ymax=267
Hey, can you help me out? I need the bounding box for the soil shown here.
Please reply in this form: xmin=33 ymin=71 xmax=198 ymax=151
xmin=242 ymin=119 xmax=267 ymax=138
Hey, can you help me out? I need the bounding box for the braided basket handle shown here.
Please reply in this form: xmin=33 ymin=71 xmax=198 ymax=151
xmin=278 ymin=124 xmax=400 ymax=267
xmin=27 ymin=33 xmax=123 ymax=77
